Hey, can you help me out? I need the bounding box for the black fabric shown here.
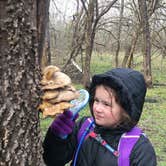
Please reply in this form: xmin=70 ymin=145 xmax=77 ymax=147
xmin=89 ymin=68 xmax=147 ymax=122
xmin=43 ymin=117 xmax=157 ymax=166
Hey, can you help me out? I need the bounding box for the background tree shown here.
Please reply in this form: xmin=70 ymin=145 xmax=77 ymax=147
xmin=0 ymin=0 xmax=49 ymax=165
xmin=38 ymin=0 xmax=51 ymax=68
xmin=115 ymin=0 xmax=124 ymax=67
xmin=49 ymin=0 xmax=165 ymax=86
xmin=138 ymin=0 xmax=152 ymax=87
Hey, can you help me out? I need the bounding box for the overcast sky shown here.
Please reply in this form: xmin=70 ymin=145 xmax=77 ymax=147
xmin=49 ymin=0 xmax=76 ymax=20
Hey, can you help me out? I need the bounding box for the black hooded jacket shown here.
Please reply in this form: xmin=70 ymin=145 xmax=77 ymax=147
xmin=43 ymin=68 xmax=156 ymax=166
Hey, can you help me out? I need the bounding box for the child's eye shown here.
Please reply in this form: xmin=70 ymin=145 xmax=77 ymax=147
xmin=94 ymin=98 xmax=99 ymax=103
xmin=94 ymin=98 xmax=112 ymax=107
xmin=102 ymin=101 xmax=112 ymax=107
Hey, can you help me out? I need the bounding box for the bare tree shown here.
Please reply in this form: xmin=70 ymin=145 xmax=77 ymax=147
xmin=81 ymin=0 xmax=118 ymax=88
xmin=62 ymin=4 xmax=85 ymax=69
xmin=48 ymin=0 xmax=164 ymax=87
xmin=151 ymin=2 xmax=166 ymax=60
xmin=0 ymin=0 xmax=49 ymax=165
xmin=38 ymin=0 xmax=51 ymax=68
xmin=138 ymin=0 xmax=152 ymax=87
xmin=115 ymin=0 xmax=124 ymax=67
xmin=61 ymin=0 xmax=118 ymax=87
xmin=118 ymin=0 xmax=160 ymax=73
xmin=126 ymin=27 xmax=141 ymax=68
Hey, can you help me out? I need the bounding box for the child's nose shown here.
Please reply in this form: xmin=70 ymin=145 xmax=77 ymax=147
xmin=94 ymin=102 xmax=104 ymax=112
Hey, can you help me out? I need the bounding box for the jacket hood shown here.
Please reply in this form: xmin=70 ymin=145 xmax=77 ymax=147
xmin=89 ymin=68 xmax=147 ymax=123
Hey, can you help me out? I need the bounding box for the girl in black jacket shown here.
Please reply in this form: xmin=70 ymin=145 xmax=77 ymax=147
xmin=43 ymin=68 xmax=156 ymax=166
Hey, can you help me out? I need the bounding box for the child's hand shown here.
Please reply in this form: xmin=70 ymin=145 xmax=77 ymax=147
xmin=50 ymin=110 xmax=78 ymax=138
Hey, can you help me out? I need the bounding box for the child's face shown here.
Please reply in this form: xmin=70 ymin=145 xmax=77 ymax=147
xmin=93 ymin=85 xmax=124 ymax=128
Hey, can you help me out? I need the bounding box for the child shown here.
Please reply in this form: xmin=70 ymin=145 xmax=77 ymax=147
xmin=43 ymin=68 xmax=156 ymax=166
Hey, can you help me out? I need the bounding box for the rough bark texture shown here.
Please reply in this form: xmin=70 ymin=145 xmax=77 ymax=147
xmin=0 ymin=0 xmax=45 ymax=165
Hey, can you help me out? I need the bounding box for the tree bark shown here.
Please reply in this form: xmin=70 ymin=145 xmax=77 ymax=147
xmin=115 ymin=0 xmax=124 ymax=67
xmin=122 ymin=45 xmax=131 ymax=67
xmin=82 ymin=0 xmax=95 ymax=88
xmin=121 ymin=29 xmax=139 ymax=68
xmin=126 ymin=29 xmax=140 ymax=68
xmin=0 ymin=0 xmax=47 ymax=165
xmin=138 ymin=0 xmax=152 ymax=87
xmin=37 ymin=0 xmax=50 ymax=69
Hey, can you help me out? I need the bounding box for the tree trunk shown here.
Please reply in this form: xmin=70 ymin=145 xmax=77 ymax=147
xmin=122 ymin=45 xmax=131 ymax=67
xmin=138 ymin=0 xmax=152 ymax=87
xmin=81 ymin=0 xmax=118 ymax=88
xmin=115 ymin=0 xmax=124 ymax=67
xmin=37 ymin=0 xmax=50 ymax=69
xmin=82 ymin=0 xmax=94 ymax=88
xmin=126 ymin=29 xmax=140 ymax=68
xmin=0 ymin=0 xmax=48 ymax=165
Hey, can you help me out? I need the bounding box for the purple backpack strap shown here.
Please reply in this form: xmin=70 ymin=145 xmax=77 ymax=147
xmin=77 ymin=117 xmax=94 ymax=143
xmin=118 ymin=126 xmax=142 ymax=166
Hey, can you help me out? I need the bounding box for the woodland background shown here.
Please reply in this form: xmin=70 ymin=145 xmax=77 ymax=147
xmin=0 ymin=0 xmax=166 ymax=165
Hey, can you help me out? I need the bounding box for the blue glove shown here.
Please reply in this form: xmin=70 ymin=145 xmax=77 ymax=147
xmin=50 ymin=110 xmax=78 ymax=138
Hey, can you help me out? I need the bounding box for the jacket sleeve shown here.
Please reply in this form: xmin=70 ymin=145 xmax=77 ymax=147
xmin=130 ymin=135 xmax=157 ymax=166
xmin=42 ymin=117 xmax=88 ymax=166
